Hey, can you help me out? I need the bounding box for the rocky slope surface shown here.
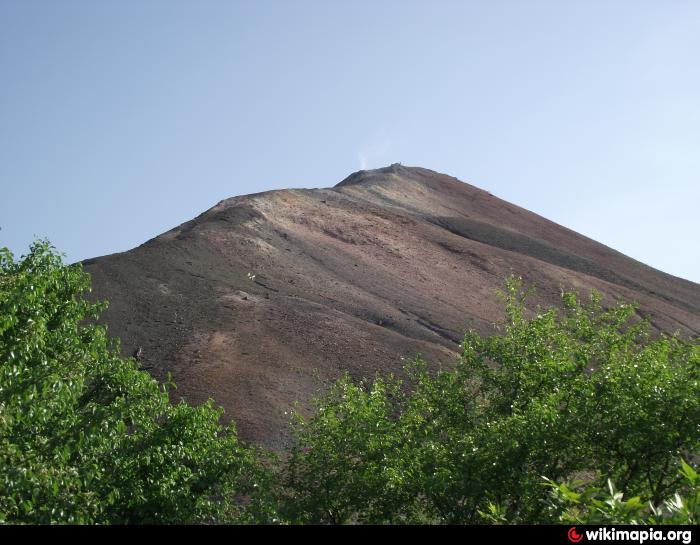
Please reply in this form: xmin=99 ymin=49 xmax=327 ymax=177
xmin=84 ymin=165 xmax=700 ymax=449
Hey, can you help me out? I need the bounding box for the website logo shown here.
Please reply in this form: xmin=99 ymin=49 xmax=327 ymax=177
xmin=568 ymin=527 xmax=584 ymax=543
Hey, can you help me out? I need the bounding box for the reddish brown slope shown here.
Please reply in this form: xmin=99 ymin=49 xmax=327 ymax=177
xmin=83 ymin=165 xmax=700 ymax=449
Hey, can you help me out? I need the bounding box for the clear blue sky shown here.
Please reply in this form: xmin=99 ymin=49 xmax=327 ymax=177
xmin=1 ymin=0 xmax=698 ymax=282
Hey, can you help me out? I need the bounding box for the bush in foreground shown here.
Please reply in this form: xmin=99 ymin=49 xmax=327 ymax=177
xmin=0 ymin=241 xmax=272 ymax=524
xmin=282 ymin=279 xmax=699 ymax=523
xmin=537 ymin=458 xmax=699 ymax=525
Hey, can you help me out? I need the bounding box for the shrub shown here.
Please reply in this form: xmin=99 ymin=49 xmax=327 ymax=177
xmin=282 ymin=278 xmax=699 ymax=523
xmin=0 ymin=241 xmax=272 ymax=524
xmin=538 ymin=458 xmax=699 ymax=525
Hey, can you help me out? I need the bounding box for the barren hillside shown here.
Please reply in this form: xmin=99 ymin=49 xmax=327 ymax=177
xmin=83 ymin=165 xmax=700 ymax=449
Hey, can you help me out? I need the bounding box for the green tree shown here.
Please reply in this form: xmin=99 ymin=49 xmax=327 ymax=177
xmin=281 ymin=375 xmax=412 ymax=524
xmin=0 ymin=241 xmax=273 ymax=524
xmin=282 ymin=278 xmax=700 ymax=524
xmin=537 ymin=458 xmax=699 ymax=525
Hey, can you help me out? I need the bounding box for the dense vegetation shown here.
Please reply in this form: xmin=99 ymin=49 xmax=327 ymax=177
xmin=0 ymin=241 xmax=272 ymax=523
xmin=281 ymin=280 xmax=699 ymax=524
xmin=1 ymin=241 xmax=698 ymax=524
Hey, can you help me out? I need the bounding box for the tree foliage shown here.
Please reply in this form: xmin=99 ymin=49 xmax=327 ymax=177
xmin=281 ymin=278 xmax=699 ymax=523
xmin=537 ymin=458 xmax=699 ymax=525
xmin=0 ymin=241 xmax=271 ymax=524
